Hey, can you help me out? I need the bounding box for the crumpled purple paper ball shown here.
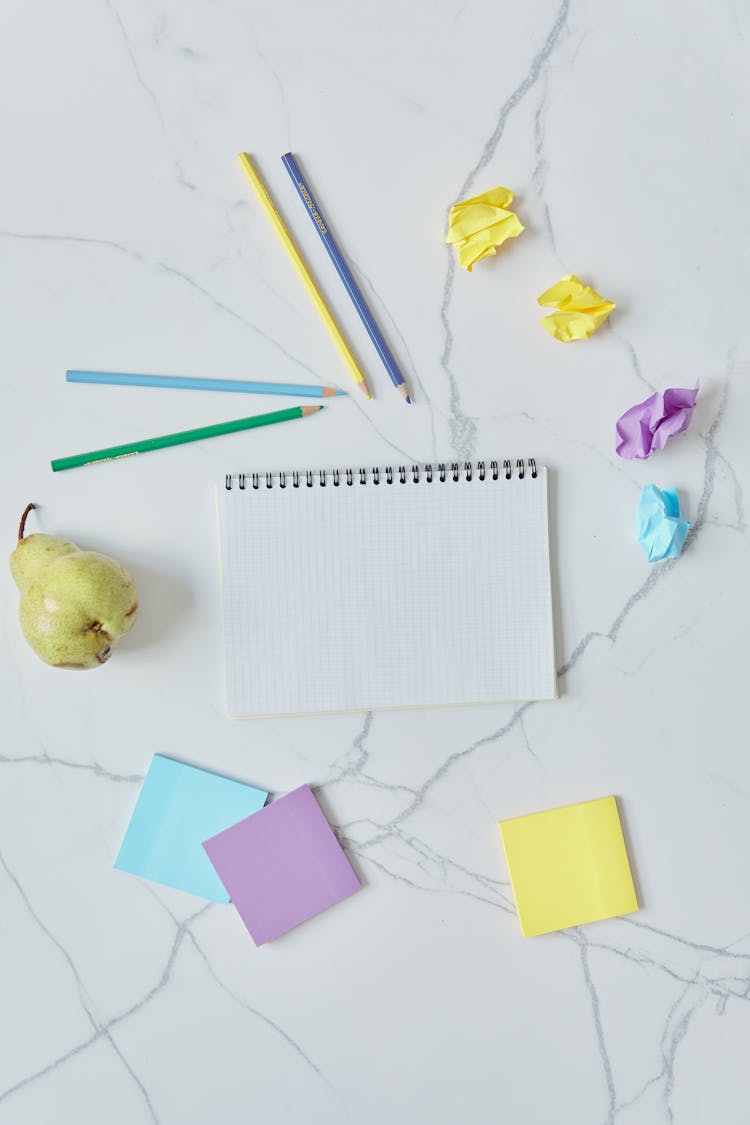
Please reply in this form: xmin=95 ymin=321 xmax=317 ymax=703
xmin=615 ymin=384 xmax=699 ymax=459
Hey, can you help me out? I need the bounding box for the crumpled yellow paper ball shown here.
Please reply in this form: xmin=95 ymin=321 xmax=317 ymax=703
xmin=537 ymin=274 xmax=615 ymax=341
xmin=446 ymin=185 xmax=524 ymax=271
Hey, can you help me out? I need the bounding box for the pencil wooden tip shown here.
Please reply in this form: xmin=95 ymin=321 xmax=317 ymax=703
xmin=301 ymin=405 xmax=324 ymax=416
xmin=396 ymin=384 xmax=412 ymax=403
xmin=357 ymin=382 xmax=372 ymax=399
xmin=322 ymin=386 xmax=344 ymax=397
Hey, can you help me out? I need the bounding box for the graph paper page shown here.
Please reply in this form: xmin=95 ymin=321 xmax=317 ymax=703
xmin=218 ymin=466 xmax=556 ymax=716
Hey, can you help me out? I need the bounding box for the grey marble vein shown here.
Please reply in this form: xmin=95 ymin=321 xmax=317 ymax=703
xmin=659 ymin=991 xmax=709 ymax=1123
xmin=559 ymin=362 xmax=734 ymax=681
xmin=326 ymin=711 xmax=374 ymax=784
xmin=439 ymin=0 xmax=570 ymax=459
xmin=606 ymin=325 xmax=658 ymax=393
xmin=1 ymin=5 xmax=748 ymax=1116
xmin=340 ymin=815 xmax=515 ymax=912
xmin=355 ymin=704 xmax=530 ymax=851
xmin=0 ymin=364 xmax=737 ymax=1123
xmin=185 ymin=930 xmax=335 ymax=1091
xmin=245 ymin=11 xmax=292 ymax=149
xmin=438 ymin=254 xmax=478 ymax=460
xmin=611 ymin=983 xmax=709 ymax=1124
xmin=319 ymin=365 xmax=745 ymax=1051
xmin=531 ymin=75 xmax=562 ymax=263
xmin=577 ymin=938 xmax=617 ymax=1125
xmin=325 ymin=715 xmax=416 ymax=798
xmin=103 ymin=0 xmax=196 ymax=193
xmin=0 ymin=229 xmax=330 ymax=383
xmin=339 ymin=252 xmax=439 ymax=450
xmin=0 ymin=847 xmax=161 ymax=1122
xmin=620 ymin=916 xmax=750 ymax=964
xmin=714 ymin=449 xmax=746 ymax=532
xmin=0 ymin=903 xmax=208 ymax=1112
xmin=337 ymin=392 xmax=421 ymax=461
xmin=0 ymin=746 xmax=143 ymax=785
xmin=346 ymin=847 xmax=511 ymax=913
xmin=517 ymin=711 xmax=541 ymax=762
xmin=614 ymin=955 xmax=741 ymax=1007
xmin=455 ymin=0 xmax=570 ymax=199
xmin=145 ymin=889 xmax=335 ymax=1090
xmin=614 ymin=592 xmax=726 ymax=679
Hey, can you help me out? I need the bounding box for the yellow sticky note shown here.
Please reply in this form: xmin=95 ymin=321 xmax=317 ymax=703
xmin=446 ymin=185 xmax=524 ymax=271
xmin=537 ymin=274 xmax=615 ymax=341
xmin=498 ymin=796 xmax=638 ymax=937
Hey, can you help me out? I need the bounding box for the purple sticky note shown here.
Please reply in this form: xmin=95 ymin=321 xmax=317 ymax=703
xmin=615 ymin=384 xmax=699 ymax=459
xmin=202 ymin=785 xmax=360 ymax=945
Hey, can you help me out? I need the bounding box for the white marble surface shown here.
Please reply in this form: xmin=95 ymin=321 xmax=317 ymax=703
xmin=1 ymin=0 xmax=749 ymax=1121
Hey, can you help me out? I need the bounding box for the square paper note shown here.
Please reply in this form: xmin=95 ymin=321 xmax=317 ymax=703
xmin=498 ymin=796 xmax=638 ymax=937
xmin=203 ymin=785 xmax=360 ymax=945
xmin=115 ymin=755 xmax=268 ymax=902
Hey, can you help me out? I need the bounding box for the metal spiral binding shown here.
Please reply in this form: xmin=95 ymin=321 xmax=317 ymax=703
xmin=225 ymin=459 xmax=538 ymax=489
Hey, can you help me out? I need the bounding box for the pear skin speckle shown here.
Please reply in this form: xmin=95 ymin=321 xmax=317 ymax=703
xmin=11 ymin=524 xmax=138 ymax=669
xmin=10 ymin=534 xmax=78 ymax=592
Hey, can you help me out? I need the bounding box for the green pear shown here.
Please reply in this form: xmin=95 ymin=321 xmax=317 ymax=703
xmin=10 ymin=504 xmax=138 ymax=669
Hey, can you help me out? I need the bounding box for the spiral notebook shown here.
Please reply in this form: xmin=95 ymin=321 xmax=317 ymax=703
xmin=217 ymin=460 xmax=556 ymax=717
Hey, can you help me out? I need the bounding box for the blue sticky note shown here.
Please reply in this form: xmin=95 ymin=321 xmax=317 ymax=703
xmin=636 ymin=484 xmax=691 ymax=562
xmin=115 ymin=755 xmax=268 ymax=901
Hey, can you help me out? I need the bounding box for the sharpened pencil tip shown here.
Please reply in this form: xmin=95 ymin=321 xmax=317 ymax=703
xmin=358 ymin=382 xmax=372 ymax=399
xmin=301 ymin=405 xmax=325 ymax=416
xmin=396 ymin=384 xmax=412 ymax=403
xmin=322 ymin=386 xmax=344 ymax=397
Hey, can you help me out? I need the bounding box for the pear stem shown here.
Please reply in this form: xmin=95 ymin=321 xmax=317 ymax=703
xmin=18 ymin=503 xmax=36 ymax=541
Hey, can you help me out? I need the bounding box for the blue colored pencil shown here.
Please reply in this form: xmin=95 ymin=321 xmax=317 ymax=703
xmin=66 ymin=370 xmax=345 ymax=398
xmin=280 ymin=153 xmax=412 ymax=404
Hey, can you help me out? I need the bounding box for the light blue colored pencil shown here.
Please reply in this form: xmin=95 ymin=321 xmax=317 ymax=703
xmin=280 ymin=152 xmax=412 ymax=404
xmin=66 ymin=370 xmax=345 ymax=398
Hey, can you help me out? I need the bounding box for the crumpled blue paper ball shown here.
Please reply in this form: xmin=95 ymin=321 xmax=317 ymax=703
xmin=637 ymin=485 xmax=690 ymax=562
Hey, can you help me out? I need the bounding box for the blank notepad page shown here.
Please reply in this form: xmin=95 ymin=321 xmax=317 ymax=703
xmin=218 ymin=464 xmax=556 ymax=716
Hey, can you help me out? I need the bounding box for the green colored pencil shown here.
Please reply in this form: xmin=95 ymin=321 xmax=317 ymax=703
xmin=51 ymin=405 xmax=322 ymax=472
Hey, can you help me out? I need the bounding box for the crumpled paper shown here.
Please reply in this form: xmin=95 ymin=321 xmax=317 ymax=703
xmin=537 ymin=274 xmax=615 ymax=341
xmin=615 ymin=384 xmax=699 ymax=459
xmin=637 ymin=484 xmax=690 ymax=562
xmin=446 ymin=186 xmax=524 ymax=271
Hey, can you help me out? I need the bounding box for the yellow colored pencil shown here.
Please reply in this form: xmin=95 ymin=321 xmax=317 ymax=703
xmin=236 ymin=153 xmax=371 ymax=400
